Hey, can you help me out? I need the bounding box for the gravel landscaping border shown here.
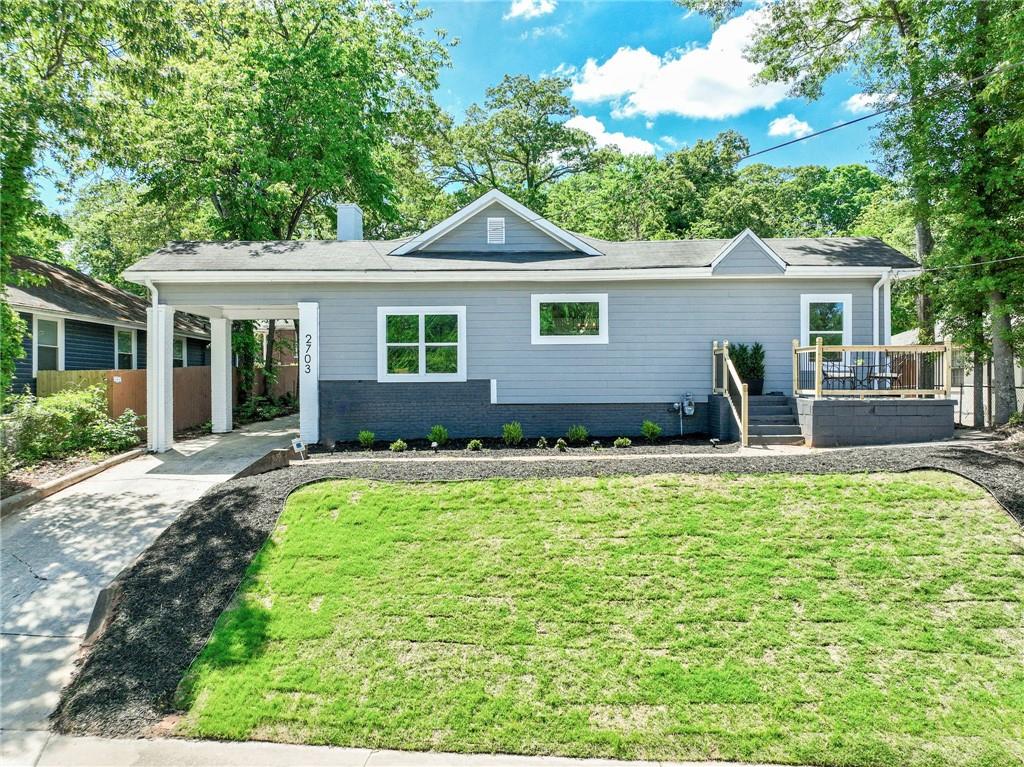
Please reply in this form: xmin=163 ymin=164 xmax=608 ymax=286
xmin=51 ymin=443 xmax=1024 ymax=738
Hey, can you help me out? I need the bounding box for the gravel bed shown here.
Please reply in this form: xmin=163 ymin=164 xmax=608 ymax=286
xmin=51 ymin=443 xmax=1023 ymax=738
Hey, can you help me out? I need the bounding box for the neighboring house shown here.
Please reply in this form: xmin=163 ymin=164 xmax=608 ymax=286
xmin=124 ymin=190 xmax=919 ymax=450
xmin=6 ymin=256 xmax=210 ymax=393
xmin=255 ymin=319 xmax=298 ymax=365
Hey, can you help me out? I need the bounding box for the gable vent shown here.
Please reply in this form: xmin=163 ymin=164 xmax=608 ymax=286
xmin=486 ymin=217 xmax=505 ymax=245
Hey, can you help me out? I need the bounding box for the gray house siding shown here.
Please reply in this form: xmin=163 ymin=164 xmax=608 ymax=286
xmin=421 ymin=203 xmax=570 ymax=253
xmin=65 ymin=319 xmax=115 ymax=371
xmin=156 ymin=277 xmax=878 ymax=405
xmin=712 ymin=238 xmax=784 ymax=275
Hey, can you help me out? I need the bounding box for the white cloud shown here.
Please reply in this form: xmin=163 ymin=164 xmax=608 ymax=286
xmin=767 ymin=114 xmax=813 ymax=138
xmin=521 ymin=23 xmax=565 ymax=40
xmin=567 ymin=9 xmax=789 ymax=120
xmin=843 ymin=92 xmax=892 ymax=114
xmin=504 ymin=0 xmax=556 ymax=21
xmin=660 ymin=135 xmax=682 ymax=149
xmin=566 ymin=115 xmax=657 ymax=155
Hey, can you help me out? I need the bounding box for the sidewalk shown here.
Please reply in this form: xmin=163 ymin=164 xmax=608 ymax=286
xmin=0 ymin=416 xmax=298 ymax=767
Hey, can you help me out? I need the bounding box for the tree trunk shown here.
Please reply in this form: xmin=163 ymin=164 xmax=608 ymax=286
xmin=972 ymin=356 xmax=985 ymax=428
xmin=262 ymin=319 xmax=276 ymax=396
xmin=989 ymin=290 xmax=1016 ymax=425
xmin=914 ymin=221 xmax=935 ymax=343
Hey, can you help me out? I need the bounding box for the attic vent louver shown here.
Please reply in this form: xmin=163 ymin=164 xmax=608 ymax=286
xmin=487 ymin=217 xmax=505 ymax=245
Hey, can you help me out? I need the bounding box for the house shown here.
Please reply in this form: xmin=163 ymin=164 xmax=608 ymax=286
xmin=124 ymin=189 xmax=924 ymax=451
xmin=6 ymin=256 xmax=210 ymax=393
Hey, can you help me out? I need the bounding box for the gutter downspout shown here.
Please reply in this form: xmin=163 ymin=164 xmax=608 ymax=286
xmin=872 ymin=273 xmax=885 ymax=345
xmin=145 ymin=279 xmax=158 ymax=308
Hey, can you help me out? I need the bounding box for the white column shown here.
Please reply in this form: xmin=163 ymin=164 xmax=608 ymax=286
xmin=210 ymin=317 xmax=233 ymax=433
xmin=297 ymin=302 xmax=319 ymax=444
xmin=146 ymin=305 xmax=174 ymax=452
xmin=883 ymin=278 xmax=892 ymax=343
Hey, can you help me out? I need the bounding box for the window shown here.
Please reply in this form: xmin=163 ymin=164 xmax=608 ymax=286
xmin=377 ymin=307 xmax=466 ymax=382
xmin=115 ymin=328 xmax=135 ymax=369
xmin=531 ymin=294 xmax=608 ymax=345
xmin=486 ymin=217 xmax=505 ymax=245
xmin=173 ymin=337 xmax=186 ymax=368
xmin=801 ymin=294 xmax=852 ymax=357
xmin=34 ymin=317 xmax=61 ymax=373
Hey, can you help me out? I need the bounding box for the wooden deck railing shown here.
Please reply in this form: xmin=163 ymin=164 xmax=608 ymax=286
xmin=712 ymin=340 xmax=749 ymax=447
xmin=792 ymin=338 xmax=953 ymax=398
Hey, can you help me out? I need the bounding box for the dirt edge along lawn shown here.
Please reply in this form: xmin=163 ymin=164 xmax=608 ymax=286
xmin=173 ymin=472 xmax=1024 ymax=767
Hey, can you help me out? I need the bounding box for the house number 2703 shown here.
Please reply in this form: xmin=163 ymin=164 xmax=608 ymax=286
xmin=303 ymin=333 xmax=314 ymax=374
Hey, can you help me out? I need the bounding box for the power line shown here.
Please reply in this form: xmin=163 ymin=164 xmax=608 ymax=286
xmin=740 ymin=59 xmax=1024 ymax=161
xmin=916 ymin=253 xmax=1024 ymax=272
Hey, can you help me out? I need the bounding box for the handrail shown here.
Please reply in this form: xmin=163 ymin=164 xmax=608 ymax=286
xmin=713 ymin=340 xmax=748 ymax=447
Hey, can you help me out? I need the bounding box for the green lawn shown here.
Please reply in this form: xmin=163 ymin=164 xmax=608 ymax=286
xmin=177 ymin=473 xmax=1024 ymax=766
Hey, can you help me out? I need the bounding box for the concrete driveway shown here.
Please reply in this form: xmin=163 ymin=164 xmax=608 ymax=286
xmin=0 ymin=415 xmax=297 ymax=766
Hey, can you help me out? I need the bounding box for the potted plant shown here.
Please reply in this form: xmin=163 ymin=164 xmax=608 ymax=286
xmin=729 ymin=342 xmax=765 ymax=396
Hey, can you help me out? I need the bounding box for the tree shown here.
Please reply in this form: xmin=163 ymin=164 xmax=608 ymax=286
xmin=660 ymin=130 xmax=748 ymax=235
xmin=433 ymin=75 xmax=595 ymax=209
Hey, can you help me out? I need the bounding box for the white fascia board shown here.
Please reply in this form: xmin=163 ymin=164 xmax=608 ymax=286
xmin=389 ymin=189 xmax=603 ymax=256
xmin=710 ymin=228 xmax=788 ymax=271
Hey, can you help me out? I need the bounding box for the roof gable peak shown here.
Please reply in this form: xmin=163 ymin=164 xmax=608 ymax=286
xmin=710 ymin=228 xmax=788 ymax=271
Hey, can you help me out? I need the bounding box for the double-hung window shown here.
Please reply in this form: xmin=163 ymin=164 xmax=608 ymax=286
xmin=115 ymin=328 xmax=135 ymax=369
xmin=377 ymin=306 xmax=466 ymax=382
xmin=531 ymin=293 xmax=608 ymax=344
xmin=801 ymin=294 xmax=852 ymax=360
xmin=173 ymin=337 xmax=187 ymax=368
xmin=33 ymin=317 xmax=62 ymax=374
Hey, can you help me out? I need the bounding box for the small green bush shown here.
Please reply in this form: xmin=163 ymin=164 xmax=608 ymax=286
xmin=502 ymin=421 xmax=524 ymax=446
xmin=389 ymin=439 xmax=407 ymax=452
xmin=555 ymin=437 xmax=568 ymax=452
xmin=613 ymin=436 xmax=632 ymax=448
xmin=536 ymin=436 xmax=548 ymax=449
xmin=565 ymin=424 xmax=589 ymax=444
xmin=427 ymin=424 xmax=449 ymax=446
xmin=641 ymin=419 xmax=662 ymax=442
xmin=358 ymin=430 xmax=375 ymax=449
xmin=467 ymin=439 xmax=483 ymax=451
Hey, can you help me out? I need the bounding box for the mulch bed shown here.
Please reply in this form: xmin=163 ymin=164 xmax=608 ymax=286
xmin=50 ymin=443 xmax=1024 ymax=738
xmin=2 ymin=454 xmax=102 ymax=499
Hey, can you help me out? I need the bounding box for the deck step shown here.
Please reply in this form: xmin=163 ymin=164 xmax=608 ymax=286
xmin=750 ymin=434 xmax=806 ymax=446
xmin=749 ymin=414 xmax=799 ymax=424
xmin=747 ymin=395 xmax=793 ymax=405
xmin=747 ymin=405 xmax=794 ymax=416
xmin=749 ymin=424 xmax=803 ymax=436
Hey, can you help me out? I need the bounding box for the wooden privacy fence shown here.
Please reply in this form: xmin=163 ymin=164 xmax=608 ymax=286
xmin=35 ymin=365 xmax=298 ymax=432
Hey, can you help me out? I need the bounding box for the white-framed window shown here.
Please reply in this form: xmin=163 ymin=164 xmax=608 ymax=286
xmin=486 ymin=217 xmax=505 ymax=245
xmin=800 ymin=294 xmax=852 ymax=347
xmin=173 ymin=337 xmax=188 ymax=368
xmin=531 ymin=293 xmax=608 ymax=345
xmin=115 ymin=327 xmax=136 ymax=370
xmin=32 ymin=315 xmax=64 ymax=375
xmin=376 ymin=306 xmax=467 ymax=382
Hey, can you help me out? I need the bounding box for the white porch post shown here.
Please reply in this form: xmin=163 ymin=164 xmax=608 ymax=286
xmin=146 ymin=305 xmax=174 ymax=452
xmin=297 ymin=302 xmax=319 ymax=444
xmin=210 ymin=317 xmax=233 ymax=433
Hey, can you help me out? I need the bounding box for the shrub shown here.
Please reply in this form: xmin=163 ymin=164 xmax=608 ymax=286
xmin=502 ymin=421 xmax=524 ymax=446
xmin=641 ymin=419 xmax=662 ymax=442
xmin=536 ymin=436 xmax=548 ymax=449
xmin=555 ymin=437 xmax=568 ymax=452
xmin=467 ymin=439 xmax=483 ymax=451
xmin=358 ymin=430 xmax=375 ymax=449
xmin=613 ymin=436 xmax=632 ymax=448
xmin=565 ymin=424 xmax=589 ymax=444
xmin=729 ymin=342 xmax=766 ymax=382
xmin=427 ymin=424 xmax=449 ymax=446
xmin=389 ymin=439 xmax=407 ymax=452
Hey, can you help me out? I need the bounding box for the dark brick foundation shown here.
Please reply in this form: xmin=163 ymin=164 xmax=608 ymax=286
xmin=319 ymin=380 xmax=708 ymax=444
xmin=796 ymin=397 xmax=955 ymax=447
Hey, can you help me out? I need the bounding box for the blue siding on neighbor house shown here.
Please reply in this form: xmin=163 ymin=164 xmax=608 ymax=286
xmin=11 ymin=312 xmax=34 ymax=393
xmin=137 ymin=330 xmax=147 ymax=369
xmin=65 ymin=319 xmax=115 ymax=370
xmin=186 ymin=337 xmax=209 ymax=366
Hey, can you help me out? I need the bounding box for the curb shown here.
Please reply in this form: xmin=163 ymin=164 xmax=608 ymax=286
xmin=1 ymin=447 xmax=147 ymax=519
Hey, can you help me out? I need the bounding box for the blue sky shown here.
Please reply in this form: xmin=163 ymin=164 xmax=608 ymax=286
xmin=423 ymin=0 xmax=883 ymax=167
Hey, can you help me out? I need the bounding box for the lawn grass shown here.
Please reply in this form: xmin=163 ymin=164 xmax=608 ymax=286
xmin=176 ymin=472 xmax=1024 ymax=766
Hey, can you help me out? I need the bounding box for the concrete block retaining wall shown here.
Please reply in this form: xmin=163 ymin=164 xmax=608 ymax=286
xmin=319 ymin=380 xmax=709 ymax=444
xmin=796 ymin=397 xmax=955 ymax=447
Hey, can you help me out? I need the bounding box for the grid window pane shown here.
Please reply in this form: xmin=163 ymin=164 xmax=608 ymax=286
xmin=387 ymin=346 xmax=419 ymax=374
xmin=810 ymin=332 xmax=844 ymax=346
xmin=37 ymin=319 xmax=58 ymax=347
xmin=37 ymin=346 xmax=58 ymax=371
xmin=809 ymin=302 xmax=844 ymax=333
xmin=117 ymin=330 xmax=132 ymax=354
xmin=386 ymin=315 xmax=419 ymax=344
xmin=539 ymin=302 xmax=600 ymax=336
xmin=118 ymin=353 xmax=134 ymax=369
xmin=424 ymin=314 xmax=457 ymax=343
xmin=425 ymin=345 xmax=457 ymax=374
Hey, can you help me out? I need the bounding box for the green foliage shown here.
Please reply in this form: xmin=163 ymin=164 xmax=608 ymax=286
xmin=554 ymin=437 xmax=568 ymax=452
xmin=1 ymin=304 xmax=27 ymax=395
xmin=234 ymin=394 xmax=297 ymax=425
xmin=466 ymin=439 xmax=483 ymax=452
xmin=1 ymin=386 xmax=140 ymax=468
xmin=613 ymin=436 xmax=632 ymax=448
xmin=501 ymin=421 xmax=523 ymax=446
xmin=565 ymin=424 xmax=588 ymax=444
xmin=358 ymin=430 xmax=375 ymax=449
xmin=729 ymin=343 xmax=766 ymax=382
xmin=427 ymin=424 xmax=448 ymax=446
xmin=640 ymin=420 xmax=663 ymax=442
xmin=535 ymin=436 xmax=548 ymax=449
xmin=389 ymin=439 xmax=407 ymax=453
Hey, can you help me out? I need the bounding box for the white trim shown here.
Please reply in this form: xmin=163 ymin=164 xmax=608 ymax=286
xmin=710 ymin=229 xmax=788 ymax=272
xmin=800 ymin=293 xmax=853 ymax=346
xmin=146 ymin=306 xmax=174 ymax=452
xmin=210 ymin=318 xmax=233 ymax=434
xmin=8 ymin=303 xmax=208 ymax=338
xmin=490 ymin=378 xmax=498 ymax=404
xmin=172 ymin=336 xmax=188 ymax=367
xmin=531 ymin=293 xmax=608 ymax=345
xmin=114 ymin=326 xmax=137 ymax=370
xmin=297 ymin=302 xmax=320 ymax=443
xmin=883 ymin=278 xmax=892 ymax=343
xmin=376 ymin=306 xmax=467 ymax=383
xmin=126 ymin=265 xmax=900 ymax=285
xmin=389 ymin=189 xmax=603 ymax=256
xmin=31 ymin=313 xmax=65 ymax=376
